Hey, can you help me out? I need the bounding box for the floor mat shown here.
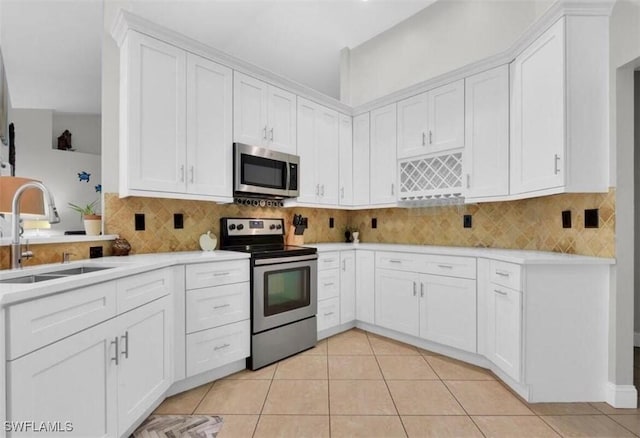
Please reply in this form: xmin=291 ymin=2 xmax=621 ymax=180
xmin=133 ymin=415 xmax=223 ymax=438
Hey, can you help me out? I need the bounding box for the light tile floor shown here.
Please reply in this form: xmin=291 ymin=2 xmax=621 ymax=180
xmin=152 ymin=330 xmax=640 ymax=437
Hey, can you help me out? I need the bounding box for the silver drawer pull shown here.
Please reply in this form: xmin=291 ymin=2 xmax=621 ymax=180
xmin=494 ymin=289 xmax=508 ymax=296
xmin=389 ymin=259 xmax=402 ymax=264
xmin=495 ymin=270 xmax=510 ymax=277
xmin=214 ymin=343 xmax=231 ymax=351
xmin=121 ymin=331 xmax=129 ymax=359
xmin=214 ymin=304 xmax=231 ymax=310
xmin=324 ymin=312 xmax=334 ymax=317
xmin=437 ymin=264 xmax=453 ymax=269
xmin=323 ymin=282 xmax=335 ymax=287
xmin=213 ymin=272 xmax=230 ymax=277
xmin=111 ymin=337 xmax=119 ymax=366
xmin=323 ymin=258 xmax=335 ymax=263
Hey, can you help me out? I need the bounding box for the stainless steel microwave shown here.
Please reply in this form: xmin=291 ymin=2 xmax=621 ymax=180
xmin=233 ymin=143 xmax=299 ymax=199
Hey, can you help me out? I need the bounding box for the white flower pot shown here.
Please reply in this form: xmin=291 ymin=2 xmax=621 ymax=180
xmin=83 ymin=215 xmax=102 ymax=236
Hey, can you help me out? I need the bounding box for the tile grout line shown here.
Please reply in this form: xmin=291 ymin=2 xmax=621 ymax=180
xmin=191 ymin=381 xmax=216 ymax=415
xmin=438 ymin=372 xmax=488 ymax=438
xmin=326 ymin=336 xmax=332 ymax=438
xmin=251 ymin=363 xmax=279 ymax=438
xmin=603 ymin=413 xmax=640 ymax=437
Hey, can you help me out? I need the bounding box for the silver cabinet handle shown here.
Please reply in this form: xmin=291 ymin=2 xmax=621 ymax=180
xmin=180 ymin=165 xmax=185 ymax=182
xmin=214 ymin=304 xmax=231 ymax=310
xmin=466 ymin=174 xmax=470 ymax=189
xmin=495 ymin=270 xmax=510 ymax=277
xmin=413 ymin=281 xmax=417 ymax=296
xmin=316 ymin=184 xmax=320 ymax=196
xmin=213 ymin=272 xmax=230 ymax=277
xmin=420 ymin=282 xmax=424 ymax=298
xmin=429 ymin=130 xmax=433 ymax=144
xmin=494 ymin=289 xmax=508 ymax=296
xmin=422 ymin=132 xmax=426 ymax=146
xmin=389 ymin=259 xmax=402 ymax=264
xmin=214 ymin=343 xmax=231 ymax=351
xmin=321 ymin=184 xmax=325 ymax=196
xmin=342 ymin=260 xmax=346 ymax=271
xmin=190 ymin=166 xmax=195 ymax=183
xmin=341 ymin=187 xmax=344 ymax=199
xmin=437 ymin=264 xmax=453 ymax=269
xmin=269 ymin=127 xmax=274 ymax=141
xmin=391 ymin=183 xmax=395 ymax=196
xmin=121 ymin=331 xmax=129 ymax=359
xmin=324 ymin=312 xmax=335 ymax=317
xmin=323 ymin=282 xmax=335 ymax=287
xmin=263 ymin=126 xmax=267 ymax=140
xmin=111 ymin=336 xmax=119 ymax=365
xmin=554 ymin=154 xmax=560 ymax=175
xmin=324 ymin=258 xmax=335 ymax=263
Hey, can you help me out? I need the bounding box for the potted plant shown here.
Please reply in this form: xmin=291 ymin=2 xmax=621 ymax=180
xmin=68 ymin=199 xmax=101 ymax=236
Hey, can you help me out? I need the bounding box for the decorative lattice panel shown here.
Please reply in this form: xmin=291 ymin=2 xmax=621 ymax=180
xmin=399 ymin=152 xmax=464 ymax=203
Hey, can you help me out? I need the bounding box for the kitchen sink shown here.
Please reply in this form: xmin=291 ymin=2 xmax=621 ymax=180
xmin=0 ymin=266 xmax=114 ymax=284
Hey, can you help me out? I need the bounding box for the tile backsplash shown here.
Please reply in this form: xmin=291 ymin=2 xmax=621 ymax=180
xmin=0 ymin=240 xmax=114 ymax=269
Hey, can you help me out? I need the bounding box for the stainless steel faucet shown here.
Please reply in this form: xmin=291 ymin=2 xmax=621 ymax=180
xmin=10 ymin=181 xmax=60 ymax=269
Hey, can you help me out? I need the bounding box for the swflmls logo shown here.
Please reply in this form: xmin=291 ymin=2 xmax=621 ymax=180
xmin=4 ymin=421 xmax=73 ymax=433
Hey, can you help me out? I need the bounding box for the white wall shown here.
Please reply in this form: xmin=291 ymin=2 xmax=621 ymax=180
xmin=345 ymin=0 xmax=551 ymax=106
xmin=51 ymin=112 xmax=101 ymax=155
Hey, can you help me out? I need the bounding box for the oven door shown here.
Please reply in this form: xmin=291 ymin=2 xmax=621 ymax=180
xmin=234 ymin=143 xmax=297 ymax=198
xmin=252 ymin=254 xmax=317 ymax=333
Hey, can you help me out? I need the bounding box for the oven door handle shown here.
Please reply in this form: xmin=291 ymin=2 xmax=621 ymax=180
xmin=254 ymin=254 xmax=318 ymax=266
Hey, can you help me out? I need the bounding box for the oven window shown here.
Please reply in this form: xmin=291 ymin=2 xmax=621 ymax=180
xmin=264 ymin=266 xmax=311 ymax=316
xmin=241 ymin=154 xmax=287 ymax=190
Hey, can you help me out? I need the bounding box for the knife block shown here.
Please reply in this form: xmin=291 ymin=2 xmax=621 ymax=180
xmin=286 ymin=225 xmax=304 ymax=246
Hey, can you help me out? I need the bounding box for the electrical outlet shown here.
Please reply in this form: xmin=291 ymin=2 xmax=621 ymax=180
xmin=463 ymin=215 xmax=472 ymax=228
xmin=135 ymin=213 xmax=145 ymax=231
xmin=329 ymin=217 xmax=334 ymax=228
xmin=585 ymin=209 xmax=599 ymax=228
xmin=301 ymin=217 xmax=308 ymax=227
xmin=562 ymin=210 xmax=572 ymax=228
xmin=89 ymin=246 xmax=103 ymax=258
xmin=174 ymin=213 xmax=184 ymax=229
xmin=372 ymin=218 xmax=377 ymax=229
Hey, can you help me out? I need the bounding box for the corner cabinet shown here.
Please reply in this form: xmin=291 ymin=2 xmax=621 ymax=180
xmin=120 ymin=31 xmax=233 ymax=201
xmin=510 ymin=16 xmax=609 ymax=197
xmin=352 ymin=113 xmax=371 ymax=206
xmin=339 ymin=115 xmax=354 ymax=206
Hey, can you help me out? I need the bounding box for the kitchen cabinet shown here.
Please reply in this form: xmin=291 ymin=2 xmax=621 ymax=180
xmin=233 ymin=71 xmax=296 ymax=154
xmin=396 ymin=80 xmax=464 ymax=159
xmin=317 ymin=252 xmax=341 ymax=334
xmin=375 ymin=268 xmax=420 ymax=336
xmin=355 ymin=250 xmax=375 ymax=324
xmin=463 ymin=65 xmax=510 ymax=200
xmin=352 ymin=113 xmax=371 ymax=206
xmin=121 ymin=31 xmax=233 ymax=200
xmin=486 ymin=283 xmax=522 ymax=382
xmin=297 ymin=97 xmax=340 ymax=205
xmin=340 ymin=251 xmax=356 ymax=324
xmin=510 ymin=16 xmax=609 ymax=197
xmin=339 ymin=114 xmax=354 ymax=206
xmin=370 ymin=103 xmax=397 ymax=205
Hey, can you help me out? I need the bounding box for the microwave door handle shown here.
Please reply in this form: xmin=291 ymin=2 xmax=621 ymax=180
xmin=285 ymin=162 xmax=291 ymax=193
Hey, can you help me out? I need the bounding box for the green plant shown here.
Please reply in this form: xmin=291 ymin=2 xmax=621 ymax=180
xmin=68 ymin=199 xmax=99 ymax=218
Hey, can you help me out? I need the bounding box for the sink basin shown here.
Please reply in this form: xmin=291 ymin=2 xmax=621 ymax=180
xmin=0 ymin=266 xmax=114 ymax=284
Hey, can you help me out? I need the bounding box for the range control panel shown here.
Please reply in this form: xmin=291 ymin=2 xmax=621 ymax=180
xmin=223 ymin=218 xmax=284 ymax=236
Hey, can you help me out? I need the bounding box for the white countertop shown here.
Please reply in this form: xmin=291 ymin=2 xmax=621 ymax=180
xmin=308 ymin=242 xmax=615 ymax=265
xmin=0 ymin=250 xmax=250 ymax=306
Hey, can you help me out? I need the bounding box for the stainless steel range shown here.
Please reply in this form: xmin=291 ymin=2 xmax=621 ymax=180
xmin=220 ymin=218 xmax=318 ymax=370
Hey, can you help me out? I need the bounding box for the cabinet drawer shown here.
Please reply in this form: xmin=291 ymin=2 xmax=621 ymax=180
xmin=7 ymin=281 xmax=117 ymax=359
xmin=186 ymin=260 xmax=250 ymax=289
xmin=117 ymin=268 xmax=172 ymax=313
xmin=422 ymin=255 xmax=476 ymax=279
xmin=376 ymin=251 xmax=422 ymax=273
xmin=318 ymin=269 xmax=340 ymax=301
xmin=490 ymin=260 xmax=522 ymax=290
xmin=317 ymin=298 xmax=340 ymax=332
xmin=186 ymin=282 xmax=250 ymax=333
xmin=318 ymin=252 xmax=341 ymax=271
xmin=186 ymin=319 xmax=250 ymax=377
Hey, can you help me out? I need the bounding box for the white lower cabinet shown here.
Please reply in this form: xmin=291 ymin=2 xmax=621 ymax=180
xmin=375 ymin=269 xmax=420 ymax=336
xmin=486 ymin=283 xmax=522 ymax=382
xmin=317 ymin=297 xmax=340 ymax=332
xmin=355 ymin=250 xmax=375 ymax=324
xmin=7 ymin=295 xmax=172 ymax=438
xmin=340 ymin=251 xmax=356 ymax=324
xmin=186 ymin=320 xmax=250 ymax=377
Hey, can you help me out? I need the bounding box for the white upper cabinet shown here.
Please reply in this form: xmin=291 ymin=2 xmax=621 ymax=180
xmin=121 ymin=32 xmax=233 ymax=201
xmin=234 ymin=71 xmax=296 ymax=154
xmin=352 ymin=113 xmax=371 ymax=206
xmin=397 ymin=80 xmax=464 ymax=159
xmin=296 ymin=97 xmax=340 ymax=205
xmin=463 ymin=65 xmax=510 ymax=200
xmin=370 ymin=103 xmax=397 ymax=205
xmin=339 ymin=115 xmax=354 ymax=206
xmin=510 ymin=16 xmax=609 ymax=197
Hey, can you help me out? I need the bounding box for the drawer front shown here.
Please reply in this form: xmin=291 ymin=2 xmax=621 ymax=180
xmin=186 ymin=319 xmax=250 ymax=377
xmin=317 ymin=298 xmax=340 ymax=332
xmin=186 ymin=260 xmax=250 ymax=289
xmin=186 ymin=282 xmax=250 ymax=334
xmin=376 ymin=251 xmax=422 ymax=273
xmin=318 ymin=269 xmax=340 ymax=301
xmin=490 ymin=260 xmax=522 ymax=290
xmin=318 ymin=252 xmax=341 ymax=271
xmin=7 ymin=281 xmax=117 ymax=359
xmin=117 ymin=268 xmax=172 ymax=313
xmin=422 ymin=255 xmax=477 ymax=279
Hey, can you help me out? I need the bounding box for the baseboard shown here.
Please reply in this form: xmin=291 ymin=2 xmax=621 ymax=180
xmin=165 ymin=359 xmax=246 ymax=397
xmin=605 ymin=382 xmax=638 ymax=408
xmin=318 ymin=321 xmax=356 ymax=340
xmin=634 ymin=331 xmax=640 ymax=347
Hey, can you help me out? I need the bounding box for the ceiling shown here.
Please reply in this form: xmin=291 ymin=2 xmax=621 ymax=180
xmin=0 ymin=0 xmax=434 ymax=114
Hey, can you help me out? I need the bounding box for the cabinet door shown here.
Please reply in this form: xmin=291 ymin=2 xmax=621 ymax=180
xmin=375 ymin=268 xmax=419 ymax=336
xmin=510 ymin=18 xmax=565 ymax=195
xmin=8 ymin=319 xmax=117 ymax=438
xmin=117 ymin=296 xmax=172 ymax=436
xmin=186 ymin=54 xmax=233 ymax=197
xmin=340 ymin=251 xmax=356 ymax=324
xmin=370 ymin=103 xmax=397 ymax=205
xmin=397 ymin=92 xmax=428 ymax=159
xmin=355 ymin=250 xmax=375 ymax=324
xmin=316 ymin=106 xmax=340 ymax=205
xmin=463 ymin=66 xmax=510 ymax=199
xmin=267 ymin=86 xmax=297 ymax=154
xmin=487 ymin=285 xmax=522 ymax=382
xmin=339 ymin=114 xmax=353 ymax=206
xmin=352 ymin=113 xmax=370 ymax=206
xmin=233 ymin=72 xmax=268 ymax=147
xmin=419 ymin=275 xmax=476 ymax=353
xmin=296 ymin=97 xmax=319 ymax=203
xmin=126 ymin=32 xmax=186 ymax=193
xmin=427 ymin=80 xmax=465 ymax=153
